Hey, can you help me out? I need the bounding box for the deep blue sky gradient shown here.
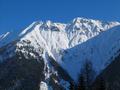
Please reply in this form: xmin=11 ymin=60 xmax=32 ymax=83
xmin=0 ymin=0 xmax=120 ymax=34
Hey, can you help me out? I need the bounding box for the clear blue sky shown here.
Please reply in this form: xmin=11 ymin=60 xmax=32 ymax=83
xmin=0 ymin=0 xmax=120 ymax=34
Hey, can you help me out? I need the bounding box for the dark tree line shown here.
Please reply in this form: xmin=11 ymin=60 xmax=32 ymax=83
xmin=69 ymin=59 xmax=106 ymax=90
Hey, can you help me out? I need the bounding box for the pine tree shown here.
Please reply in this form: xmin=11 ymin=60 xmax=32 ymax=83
xmin=78 ymin=74 xmax=86 ymax=90
xmin=69 ymin=81 xmax=75 ymax=90
xmin=80 ymin=59 xmax=96 ymax=90
xmin=98 ymin=77 xmax=106 ymax=90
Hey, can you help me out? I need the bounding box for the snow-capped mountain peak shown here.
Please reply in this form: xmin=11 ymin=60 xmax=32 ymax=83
xmin=1 ymin=17 xmax=120 ymax=48
xmin=46 ymin=20 xmax=52 ymax=27
xmin=0 ymin=17 xmax=120 ymax=83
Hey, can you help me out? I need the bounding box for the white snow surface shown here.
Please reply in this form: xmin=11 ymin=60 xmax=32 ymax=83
xmin=61 ymin=25 xmax=120 ymax=81
xmin=0 ymin=17 xmax=120 ymax=82
xmin=40 ymin=81 xmax=48 ymax=90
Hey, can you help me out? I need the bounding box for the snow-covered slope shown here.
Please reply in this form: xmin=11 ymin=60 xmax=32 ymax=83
xmin=61 ymin=25 xmax=120 ymax=81
xmin=66 ymin=17 xmax=120 ymax=47
xmin=0 ymin=17 xmax=120 ymax=83
xmin=15 ymin=18 xmax=120 ymax=61
xmin=0 ymin=31 xmax=20 ymax=47
xmin=0 ymin=32 xmax=12 ymax=47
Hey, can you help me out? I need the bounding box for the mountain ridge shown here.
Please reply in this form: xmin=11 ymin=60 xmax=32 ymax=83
xmin=0 ymin=17 xmax=120 ymax=89
xmin=0 ymin=17 xmax=120 ymax=48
